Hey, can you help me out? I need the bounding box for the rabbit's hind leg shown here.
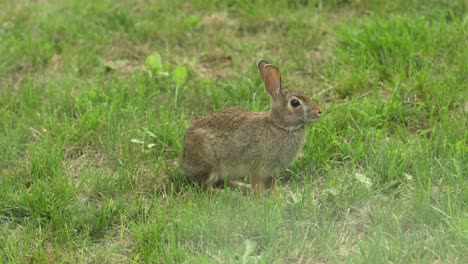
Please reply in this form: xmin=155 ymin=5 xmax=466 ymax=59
xmin=203 ymin=170 xmax=222 ymax=191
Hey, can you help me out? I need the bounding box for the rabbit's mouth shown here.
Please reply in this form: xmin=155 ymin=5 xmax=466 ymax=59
xmin=304 ymin=113 xmax=321 ymax=123
xmin=304 ymin=117 xmax=319 ymax=123
xmin=304 ymin=108 xmax=322 ymax=123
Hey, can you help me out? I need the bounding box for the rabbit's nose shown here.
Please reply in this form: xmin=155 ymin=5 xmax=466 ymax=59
xmin=317 ymin=107 xmax=322 ymax=116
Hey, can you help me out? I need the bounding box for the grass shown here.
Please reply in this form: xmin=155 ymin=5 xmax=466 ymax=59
xmin=1 ymin=0 xmax=467 ymax=263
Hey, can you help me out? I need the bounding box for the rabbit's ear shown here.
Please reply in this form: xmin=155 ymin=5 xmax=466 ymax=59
xmin=257 ymin=59 xmax=269 ymax=82
xmin=263 ymin=64 xmax=282 ymax=97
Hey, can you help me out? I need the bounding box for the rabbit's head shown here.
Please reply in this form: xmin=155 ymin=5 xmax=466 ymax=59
xmin=258 ymin=60 xmax=322 ymax=130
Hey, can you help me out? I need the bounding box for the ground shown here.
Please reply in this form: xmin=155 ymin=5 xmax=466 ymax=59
xmin=0 ymin=0 xmax=467 ymax=263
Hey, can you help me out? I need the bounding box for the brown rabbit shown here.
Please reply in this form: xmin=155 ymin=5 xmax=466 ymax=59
xmin=183 ymin=60 xmax=322 ymax=192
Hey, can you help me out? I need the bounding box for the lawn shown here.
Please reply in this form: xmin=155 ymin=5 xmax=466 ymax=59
xmin=0 ymin=0 xmax=467 ymax=263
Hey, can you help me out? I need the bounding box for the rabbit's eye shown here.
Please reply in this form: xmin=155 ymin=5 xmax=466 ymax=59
xmin=290 ymin=99 xmax=301 ymax=108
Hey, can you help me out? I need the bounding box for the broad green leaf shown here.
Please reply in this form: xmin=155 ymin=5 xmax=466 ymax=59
xmin=145 ymin=52 xmax=162 ymax=70
xmin=173 ymin=65 xmax=188 ymax=85
xmin=186 ymin=15 xmax=199 ymax=27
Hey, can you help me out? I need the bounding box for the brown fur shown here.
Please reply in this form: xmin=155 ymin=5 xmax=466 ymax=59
xmin=183 ymin=60 xmax=322 ymax=191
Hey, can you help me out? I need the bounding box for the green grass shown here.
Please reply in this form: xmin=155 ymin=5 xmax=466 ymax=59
xmin=1 ymin=0 xmax=467 ymax=263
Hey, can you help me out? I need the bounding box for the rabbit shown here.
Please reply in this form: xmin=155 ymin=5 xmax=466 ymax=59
xmin=183 ymin=59 xmax=322 ymax=192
